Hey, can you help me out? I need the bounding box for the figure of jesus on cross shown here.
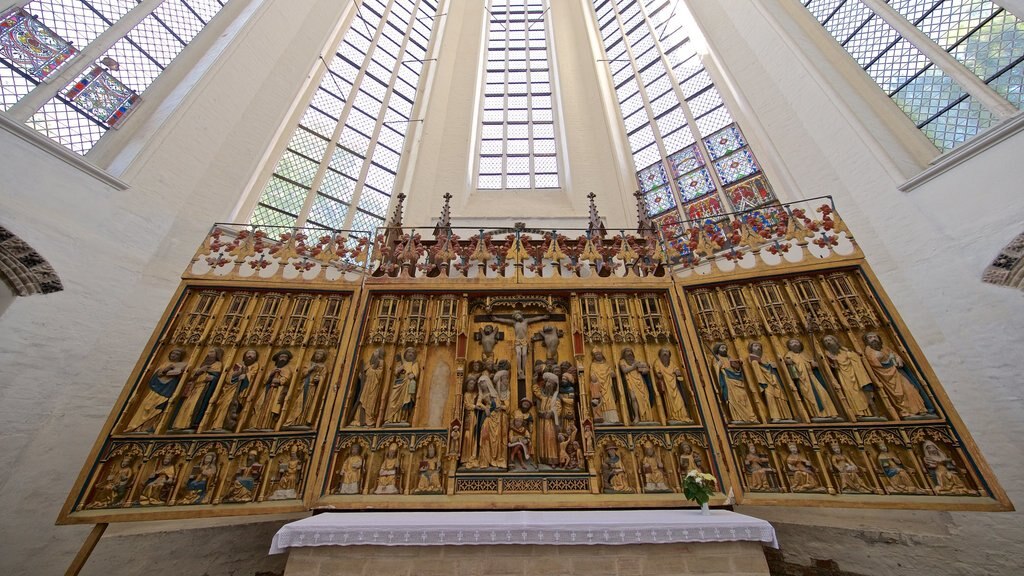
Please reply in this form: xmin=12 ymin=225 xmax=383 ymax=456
xmin=486 ymin=312 xmax=548 ymax=380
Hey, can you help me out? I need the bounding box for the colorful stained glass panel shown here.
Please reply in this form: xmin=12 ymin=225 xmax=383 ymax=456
xmin=685 ymin=195 xmax=724 ymax=222
xmin=65 ymin=66 xmax=140 ymax=127
xmin=726 ymin=175 xmax=774 ymax=212
xmin=637 ymin=161 xmax=669 ymax=192
xmin=704 ymin=124 xmax=746 ymax=160
xmin=655 ymin=211 xmax=684 ymax=240
xmin=677 ymin=167 xmax=715 ymax=201
xmin=713 ymin=148 xmax=760 ymax=185
xmin=668 ymin=145 xmax=703 ymax=177
xmin=0 ymin=10 xmax=77 ymax=80
xmin=643 ymin=186 xmax=676 ymax=217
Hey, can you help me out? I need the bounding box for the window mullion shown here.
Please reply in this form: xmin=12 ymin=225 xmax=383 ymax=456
xmin=859 ymin=0 xmax=1017 ymax=119
xmin=5 ymin=0 xmax=165 ymax=122
xmin=296 ymin=0 xmax=398 ymax=227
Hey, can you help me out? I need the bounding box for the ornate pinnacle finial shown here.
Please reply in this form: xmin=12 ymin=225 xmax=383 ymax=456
xmin=433 ymin=192 xmax=453 ymax=238
xmin=634 ymin=189 xmax=657 ymax=238
xmin=587 ymin=193 xmax=607 ymax=238
xmin=387 ymin=192 xmax=407 ymax=229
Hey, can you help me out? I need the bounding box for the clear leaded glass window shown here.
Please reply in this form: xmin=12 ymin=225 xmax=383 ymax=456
xmin=477 ymin=0 xmax=561 ymax=190
xmin=803 ymin=0 xmax=1024 ymax=151
xmin=1 ymin=1 xmax=229 ymax=154
xmin=250 ymin=0 xmax=440 ymax=232
xmin=592 ymin=0 xmax=777 ymax=234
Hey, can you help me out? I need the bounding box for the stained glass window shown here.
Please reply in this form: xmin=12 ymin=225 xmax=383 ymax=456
xmin=727 ymin=175 xmax=775 ymax=212
xmin=476 ymin=0 xmax=561 ymax=189
xmin=684 ymin=194 xmax=724 ymax=222
xmin=802 ymin=0 xmax=1024 ymax=151
xmin=250 ymin=0 xmax=441 ymax=232
xmin=4 ymin=1 xmax=229 ymax=155
xmin=592 ymin=0 xmax=777 ymax=226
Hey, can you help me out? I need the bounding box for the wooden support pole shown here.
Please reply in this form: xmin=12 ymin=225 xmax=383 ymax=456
xmin=65 ymin=523 xmax=107 ymax=576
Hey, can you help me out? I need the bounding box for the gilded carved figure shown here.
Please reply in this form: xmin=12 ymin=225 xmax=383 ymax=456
xmin=640 ymin=443 xmax=671 ymax=493
xmin=415 ymin=444 xmax=443 ymax=494
xmin=785 ymin=443 xmax=822 ymax=492
xmin=138 ymin=454 xmax=179 ymax=506
xmin=374 ymin=442 xmax=402 ymax=494
xmin=783 ymin=338 xmax=841 ymax=421
xmin=283 ymin=349 xmax=330 ymax=429
xmin=589 ymin=348 xmax=621 ymax=424
xmin=125 ymin=348 xmax=188 ymax=433
xmin=821 ymin=336 xmax=875 ymax=419
xmin=862 ymin=333 xmax=934 ymax=418
xmin=179 ymin=452 xmax=219 ymax=504
xmin=223 ymin=450 xmax=264 ymax=503
xmin=620 ymin=348 xmax=656 ymax=424
xmin=508 ymin=398 xmax=535 ymax=470
xmin=474 ymin=324 xmax=503 ymax=361
xmin=748 ymin=342 xmax=794 ymax=423
xmin=677 ymin=441 xmax=704 ymax=475
xmin=921 ymin=440 xmax=971 ymax=495
xmin=247 ymin=350 xmax=295 ymax=431
xmin=171 ymin=347 xmax=224 ymax=432
xmin=653 ymin=348 xmax=691 ymax=424
xmin=532 ymin=372 xmax=561 ymax=467
xmin=875 ymin=442 xmax=925 ymax=494
xmin=712 ymin=343 xmax=759 ymax=423
xmin=335 ymin=444 xmax=364 ymax=495
xmin=744 ymin=443 xmax=775 ymax=491
xmin=87 ymin=455 xmax=136 ymax=509
xmin=601 ymin=446 xmax=633 ymax=493
xmin=460 ymin=376 xmax=483 ymax=468
xmin=209 ymin=349 xmax=260 ymax=432
xmin=534 ymin=324 xmax=563 ymax=361
xmin=828 ymin=443 xmax=871 ymax=494
xmin=476 ymin=366 xmax=507 ymax=469
xmin=384 ymin=347 xmax=419 ymax=425
xmin=355 ymin=348 xmax=385 ymax=426
xmin=267 ymin=447 xmax=303 ymax=501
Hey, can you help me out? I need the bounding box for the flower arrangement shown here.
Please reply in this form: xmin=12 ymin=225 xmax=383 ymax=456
xmin=682 ymin=470 xmax=717 ymax=512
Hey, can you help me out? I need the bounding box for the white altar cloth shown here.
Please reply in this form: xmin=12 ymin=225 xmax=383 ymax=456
xmin=269 ymin=510 xmax=777 ymax=554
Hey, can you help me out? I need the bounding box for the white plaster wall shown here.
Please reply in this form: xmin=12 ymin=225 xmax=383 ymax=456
xmin=0 ymin=1 xmax=349 ymax=574
xmin=685 ymin=1 xmax=1024 ymax=574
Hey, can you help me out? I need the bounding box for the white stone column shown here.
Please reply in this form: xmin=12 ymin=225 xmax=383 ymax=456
xmin=5 ymin=0 xmax=165 ymax=122
xmin=0 ymin=1 xmax=31 ymax=15
xmin=861 ymin=0 xmax=1018 ymax=119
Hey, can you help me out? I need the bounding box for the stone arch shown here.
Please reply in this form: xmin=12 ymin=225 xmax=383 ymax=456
xmin=0 ymin=226 xmax=63 ymax=296
xmin=982 ymin=232 xmax=1024 ymax=290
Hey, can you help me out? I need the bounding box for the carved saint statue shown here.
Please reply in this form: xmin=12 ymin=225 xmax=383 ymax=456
xmin=821 ymin=335 xmax=874 ymax=419
xmin=179 ymin=452 xmax=219 ymax=505
xmin=171 ymin=347 xmax=224 ymax=432
xmin=476 ymin=366 xmax=508 ymax=469
xmin=828 ymin=443 xmax=871 ymax=494
xmin=747 ymin=341 xmax=794 ymax=423
xmin=87 ymin=455 xmax=135 ymax=509
xmin=414 ymin=444 xmax=443 ymax=494
xmin=862 ymin=333 xmax=934 ymax=418
xmin=744 ymin=443 xmax=775 ymax=491
xmin=384 ymin=347 xmax=419 ymax=425
xmin=125 ymin=348 xmax=188 ymax=433
xmin=374 ymin=442 xmax=402 ymax=494
xmin=209 ymin=348 xmax=260 ymax=432
xmin=508 ymin=399 xmax=534 ymax=470
xmin=247 ymin=350 xmax=295 ymax=431
xmin=223 ymin=450 xmax=264 ymax=503
xmin=138 ymin=453 xmax=179 ymax=506
xmin=460 ymin=376 xmax=483 ymax=469
xmin=355 ymin=348 xmax=385 ymax=426
xmin=677 ymin=441 xmax=704 ymax=475
xmin=783 ymin=338 xmax=840 ymax=421
xmin=335 ymin=444 xmax=364 ymax=495
xmin=267 ymin=447 xmax=303 ymax=500
xmin=474 ymin=325 xmax=503 ymax=361
xmin=785 ymin=443 xmax=821 ymax=492
xmin=640 ymin=443 xmax=671 ymax=493
xmin=875 ymin=442 xmax=925 ymax=495
xmin=712 ymin=343 xmax=759 ymax=423
xmin=601 ymin=446 xmax=633 ymax=493
xmin=620 ymin=348 xmax=655 ymax=424
xmin=921 ymin=440 xmax=971 ymax=495
xmin=589 ymin=348 xmax=621 ymax=425
xmin=488 ymin=312 xmax=549 ymax=378
xmin=282 ymin=349 xmax=330 ymax=429
xmin=533 ymin=372 xmax=562 ymax=467
xmin=652 ymin=348 xmax=691 ymax=423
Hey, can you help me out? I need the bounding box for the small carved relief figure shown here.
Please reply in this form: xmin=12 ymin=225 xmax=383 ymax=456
xmin=601 ymin=446 xmax=633 ymax=493
xmin=223 ymin=451 xmax=264 ymax=503
xmin=138 ymin=454 xmax=179 ymax=506
xmin=828 ymin=443 xmax=871 ymax=494
xmin=748 ymin=342 xmax=794 ymax=423
xmin=283 ymin=349 xmax=330 ymax=429
xmin=862 ymin=333 xmax=934 ymax=418
xmin=785 ymin=443 xmax=822 ymax=492
xmin=415 ymin=444 xmax=443 ymax=494
xmin=209 ymin=349 xmax=260 ymax=431
xmin=783 ymin=338 xmax=841 ymax=421
xmin=582 ymin=421 xmax=595 ymax=455
xmin=374 ymin=442 xmax=402 ymax=494
xmin=744 ymin=443 xmax=775 ymax=491
xmin=653 ymin=348 xmax=692 ymax=424
xmin=125 ymin=348 xmax=188 ymax=433
xmin=564 ymin=440 xmax=583 ymax=470
xmin=559 ymin=361 xmax=577 ymax=391
xmin=589 ymin=348 xmax=621 ymax=425
xmin=875 ymin=442 xmax=925 ymax=495
xmin=488 ymin=312 xmax=549 ymax=378
xmin=640 ymin=443 xmax=671 ymax=493
xmin=921 ymin=440 xmax=971 ymax=495
xmin=355 ymin=348 xmax=385 ymax=426
xmin=508 ymin=399 xmax=535 ymax=470
xmin=477 ymin=367 xmax=508 ymax=469
xmin=533 ymin=372 xmax=561 ymax=467
xmin=712 ymin=343 xmax=759 ymax=423
xmin=821 ymin=336 xmax=875 ymax=419
xmin=474 ymin=325 xmax=503 ymax=361
xmin=384 ymin=347 xmax=419 ymax=425
xmin=677 ymin=441 xmax=704 ymax=475
xmin=620 ymin=348 xmax=656 ymax=424
xmin=87 ymin=455 xmax=136 ymax=509
xmin=533 ymin=325 xmax=564 ymax=362
xmin=248 ymin=350 xmax=295 ymax=430
xmin=267 ymin=447 xmax=303 ymax=501
xmin=179 ymin=452 xmax=219 ymax=505
xmin=335 ymin=444 xmax=365 ymax=495
xmin=171 ymin=347 xmax=224 ymax=432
